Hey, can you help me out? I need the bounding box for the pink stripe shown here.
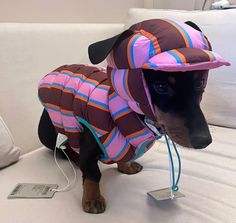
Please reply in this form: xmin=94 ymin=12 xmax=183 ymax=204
xmin=144 ymin=48 xmax=230 ymax=71
xmin=133 ymin=36 xmax=151 ymax=67
xmin=128 ymin=130 xmax=153 ymax=147
xmin=109 ymin=95 xmax=128 ymax=114
xmin=145 ymin=60 xmax=230 ymax=72
xmin=178 ymin=22 xmax=210 ymax=50
xmin=149 ymin=51 xmax=177 ymax=65
xmin=39 ymin=74 xmax=56 ymax=86
xmin=62 ymin=116 xmax=82 ymax=130
xmin=89 ymin=88 xmax=109 ymax=106
xmin=47 ymin=109 xmax=81 ymax=129
xmin=106 ymin=54 xmax=116 ymax=68
xmin=113 ymin=69 xmax=131 ymax=101
xmin=48 ymin=109 xmax=62 ymax=123
xmin=52 ymin=73 xmax=70 ymax=86
xmin=63 ymin=76 xmax=83 ymax=90
xmin=78 ymin=82 xmax=95 ymax=98
xmin=142 ymin=74 xmax=155 ymax=116
xmin=105 ymin=129 xmax=128 ymax=158
xmin=181 ymin=22 xmax=204 ymax=49
xmin=127 ymin=101 xmax=143 ymax=114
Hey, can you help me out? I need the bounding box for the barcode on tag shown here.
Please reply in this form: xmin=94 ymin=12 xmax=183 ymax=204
xmin=10 ymin=184 xmax=22 ymax=196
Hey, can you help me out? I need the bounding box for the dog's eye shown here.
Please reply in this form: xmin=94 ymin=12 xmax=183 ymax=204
xmin=194 ymin=80 xmax=204 ymax=90
xmin=154 ymin=82 xmax=169 ymax=94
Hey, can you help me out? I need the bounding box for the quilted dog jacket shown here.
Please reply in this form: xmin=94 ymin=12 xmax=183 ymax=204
xmin=39 ymin=64 xmax=156 ymax=163
xmin=38 ymin=19 xmax=229 ymax=163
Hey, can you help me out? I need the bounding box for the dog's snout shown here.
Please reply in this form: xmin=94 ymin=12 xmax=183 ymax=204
xmin=190 ymin=133 xmax=212 ymax=149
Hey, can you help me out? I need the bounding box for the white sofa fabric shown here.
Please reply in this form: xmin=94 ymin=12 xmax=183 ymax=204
xmin=0 ymin=116 xmax=21 ymax=168
xmin=0 ymin=9 xmax=236 ymax=223
xmin=0 ymin=23 xmax=124 ymax=155
xmin=1 ymin=126 xmax=236 ymax=223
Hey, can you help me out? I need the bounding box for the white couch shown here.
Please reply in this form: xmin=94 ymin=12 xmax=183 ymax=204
xmin=1 ymin=9 xmax=236 ymax=223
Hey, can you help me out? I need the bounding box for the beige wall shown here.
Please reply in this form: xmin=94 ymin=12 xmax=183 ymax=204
xmin=153 ymin=0 xmax=213 ymax=10
xmin=0 ymin=0 xmax=143 ymax=23
xmin=0 ymin=0 xmax=218 ymax=23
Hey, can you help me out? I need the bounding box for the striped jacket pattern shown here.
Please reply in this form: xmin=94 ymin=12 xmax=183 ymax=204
xmin=38 ymin=19 xmax=229 ymax=163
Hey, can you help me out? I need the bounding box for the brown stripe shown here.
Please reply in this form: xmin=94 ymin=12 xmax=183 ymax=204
xmin=115 ymin=112 xmax=145 ymax=137
xmin=88 ymin=71 xmax=109 ymax=84
xmin=127 ymin=69 xmax=149 ymax=106
xmin=100 ymin=135 xmax=135 ymax=162
xmin=117 ymin=145 xmax=136 ymax=162
xmin=113 ymin=35 xmax=132 ymax=69
xmin=139 ymin=29 xmax=161 ymax=54
xmin=102 ymin=78 xmax=112 ymax=87
xmin=87 ymin=106 xmax=114 ymax=132
xmin=59 ymin=91 xmax=76 ymax=111
xmin=130 ymin=19 xmax=186 ymax=53
xmin=62 ymin=66 xmax=109 ymax=89
xmin=39 ymin=87 xmax=63 ymax=107
xmin=177 ymin=48 xmax=210 ymax=64
xmin=73 ymin=98 xmax=88 ymax=118
xmin=55 ymin=64 xmax=108 ymax=83
xmin=140 ymin=104 xmax=156 ymax=122
xmin=66 ymin=132 xmax=81 ymax=148
xmin=204 ymin=35 xmax=212 ymax=51
xmin=53 ymin=64 xmax=85 ymax=73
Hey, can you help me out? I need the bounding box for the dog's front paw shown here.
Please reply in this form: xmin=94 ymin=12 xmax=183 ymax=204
xmin=82 ymin=179 xmax=106 ymax=214
xmin=82 ymin=195 xmax=106 ymax=214
xmin=117 ymin=161 xmax=143 ymax=175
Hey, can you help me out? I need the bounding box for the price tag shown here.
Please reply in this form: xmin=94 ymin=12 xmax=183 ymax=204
xmin=148 ymin=187 xmax=185 ymax=201
xmin=8 ymin=183 xmax=58 ymax=199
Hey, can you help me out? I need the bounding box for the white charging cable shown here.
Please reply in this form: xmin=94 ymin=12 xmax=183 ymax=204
xmin=52 ymin=134 xmax=77 ymax=192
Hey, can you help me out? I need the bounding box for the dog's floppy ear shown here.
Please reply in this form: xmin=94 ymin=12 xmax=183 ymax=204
xmin=185 ymin=21 xmax=202 ymax=32
xmin=88 ymin=29 xmax=134 ymax=64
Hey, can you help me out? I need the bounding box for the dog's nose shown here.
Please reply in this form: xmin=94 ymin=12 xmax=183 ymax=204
xmin=190 ymin=133 xmax=212 ymax=149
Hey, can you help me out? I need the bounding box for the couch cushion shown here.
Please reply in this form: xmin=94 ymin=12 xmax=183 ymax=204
xmin=125 ymin=8 xmax=236 ymax=128
xmin=0 ymin=116 xmax=21 ymax=168
xmin=0 ymin=23 xmax=124 ymax=155
xmin=0 ymin=125 xmax=235 ymax=223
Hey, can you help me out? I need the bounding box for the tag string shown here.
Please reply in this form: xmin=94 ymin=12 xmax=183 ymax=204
xmin=163 ymin=134 xmax=181 ymax=192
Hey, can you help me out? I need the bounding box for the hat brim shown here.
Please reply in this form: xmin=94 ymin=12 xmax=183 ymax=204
xmin=142 ymin=48 xmax=230 ymax=72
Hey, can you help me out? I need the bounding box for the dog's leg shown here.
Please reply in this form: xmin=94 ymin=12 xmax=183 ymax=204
xmin=79 ymin=124 xmax=105 ymax=214
xmin=117 ymin=161 xmax=143 ymax=175
xmin=38 ymin=109 xmax=81 ymax=165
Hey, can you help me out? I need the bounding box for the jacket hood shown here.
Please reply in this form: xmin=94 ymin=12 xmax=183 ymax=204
xmin=106 ymin=19 xmax=230 ymax=121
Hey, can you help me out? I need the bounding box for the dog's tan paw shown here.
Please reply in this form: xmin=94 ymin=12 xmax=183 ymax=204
xmin=117 ymin=161 xmax=143 ymax=175
xmin=82 ymin=195 xmax=106 ymax=214
xmin=82 ymin=179 xmax=106 ymax=214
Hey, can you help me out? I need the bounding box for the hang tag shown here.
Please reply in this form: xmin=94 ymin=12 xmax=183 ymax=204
xmin=8 ymin=183 xmax=59 ymax=199
xmin=147 ymin=188 xmax=185 ymax=201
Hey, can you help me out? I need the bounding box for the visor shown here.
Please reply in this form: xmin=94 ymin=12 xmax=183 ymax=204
xmin=142 ymin=47 xmax=230 ymax=72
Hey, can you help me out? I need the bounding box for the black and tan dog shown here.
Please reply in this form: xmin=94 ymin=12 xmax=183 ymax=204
xmin=38 ymin=20 xmax=229 ymax=213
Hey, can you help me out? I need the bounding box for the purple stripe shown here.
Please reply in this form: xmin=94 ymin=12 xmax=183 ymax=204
xmin=47 ymin=109 xmax=82 ymax=130
xmin=127 ymin=129 xmax=154 ymax=147
xmin=133 ymin=35 xmax=151 ymax=67
xmin=105 ymin=129 xmax=128 ymax=159
xmin=112 ymin=69 xmax=133 ymax=101
xmin=129 ymin=35 xmax=142 ymax=68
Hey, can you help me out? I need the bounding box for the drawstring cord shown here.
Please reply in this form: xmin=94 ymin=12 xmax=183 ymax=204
xmin=50 ymin=131 xmax=181 ymax=194
xmin=163 ymin=134 xmax=181 ymax=193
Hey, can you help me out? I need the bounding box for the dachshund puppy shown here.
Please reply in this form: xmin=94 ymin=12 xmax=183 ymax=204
xmin=38 ymin=19 xmax=229 ymax=214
